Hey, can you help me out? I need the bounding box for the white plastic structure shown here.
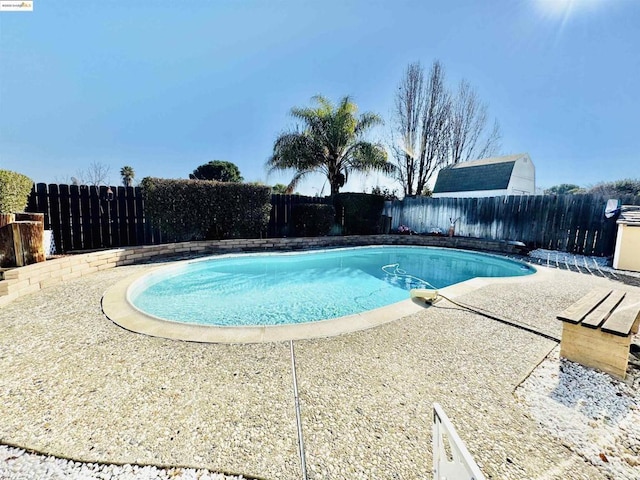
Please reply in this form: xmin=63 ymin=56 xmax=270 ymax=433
xmin=410 ymin=288 xmax=439 ymax=302
xmin=432 ymin=403 xmax=486 ymax=480
xmin=43 ymin=230 xmax=56 ymax=256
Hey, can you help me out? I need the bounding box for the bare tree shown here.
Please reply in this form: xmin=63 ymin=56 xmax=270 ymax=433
xmin=390 ymin=61 xmax=501 ymax=195
xmin=77 ymin=161 xmax=111 ymax=186
xmin=391 ymin=61 xmax=450 ymax=197
xmin=448 ymin=80 xmax=501 ymax=165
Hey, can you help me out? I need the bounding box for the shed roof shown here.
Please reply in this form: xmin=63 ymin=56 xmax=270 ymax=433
xmin=618 ymin=205 xmax=640 ymax=225
xmin=449 ymin=153 xmax=527 ymax=168
xmin=432 ymin=160 xmax=516 ymax=193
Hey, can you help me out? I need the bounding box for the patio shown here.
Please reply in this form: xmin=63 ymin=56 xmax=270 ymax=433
xmin=1 ymin=261 xmax=638 ymax=479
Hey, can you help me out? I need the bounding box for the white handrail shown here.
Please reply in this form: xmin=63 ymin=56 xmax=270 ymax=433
xmin=432 ymin=403 xmax=486 ymax=480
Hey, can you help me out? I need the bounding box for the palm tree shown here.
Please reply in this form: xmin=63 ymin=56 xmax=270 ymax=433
xmin=267 ymin=95 xmax=392 ymax=196
xmin=120 ymin=165 xmax=135 ymax=187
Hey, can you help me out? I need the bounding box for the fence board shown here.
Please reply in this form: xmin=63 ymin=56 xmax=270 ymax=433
xmin=546 ymin=195 xmax=559 ymax=250
xmin=521 ymin=195 xmax=534 ymax=243
xmin=116 ymin=187 xmax=126 ymax=246
xmin=87 ymin=186 xmax=101 ymax=249
xmin=124 ymin=187 xmax=136 ymax=246
xmin=79 ymin=186 xmax=92 ymax=250
xmin=58 ymin=184 xmax=73 ymax=251
xmin=135 ymin=187 xmax=150 ymax=245
xmin=37 ymin=183 xmax=51 ymax=230
xmin=573 ymin=195 xmax=589 ymax=255
xmin=584 ymin=199 xmax=601 ymax=256
xmin=69 ymin=185 xmax=83 ymax=250
xmin=47 ymin=184 xmax=63 ymax=252
xmin=532 ymin=194 xmax=545 ymax=248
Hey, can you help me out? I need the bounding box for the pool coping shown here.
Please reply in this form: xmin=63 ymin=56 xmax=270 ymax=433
xmin=102 ymin=247 xmax=551 ymax=343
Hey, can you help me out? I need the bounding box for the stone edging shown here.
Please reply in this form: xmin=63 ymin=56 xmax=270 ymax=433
xmin=0 ymin=234 xmax=525 ymax=307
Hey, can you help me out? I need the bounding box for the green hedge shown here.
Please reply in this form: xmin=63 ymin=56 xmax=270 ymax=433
xmin=334 ymin=193 xmax=386 ymax=235
xmin=141 ymin=178 xmax=272 ymax=241
xmin=0 ymin=170 xmax=34 ymax=213
xmin=291 ymin=204 xmax=335 ymax=237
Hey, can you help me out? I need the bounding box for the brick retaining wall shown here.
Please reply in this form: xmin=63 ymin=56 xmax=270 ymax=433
xmin=0 ymin=235 xmax=526 ymax=307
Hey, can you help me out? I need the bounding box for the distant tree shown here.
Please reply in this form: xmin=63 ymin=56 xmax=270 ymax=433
xmin=189 ymin=161 xmax=243 ymax=182
xmin=421 ymin=185 xmax=433 ymax=197
xmin=120 ymin=165 xmax=135 ymax=187
xmin=75 ymin=161 xmax=111 ymax=186
xmin=370 ymin=185 xmax=399 ymax=200
xmin=545 ymin=183 xmax=584 ymax=195
xmin=272 ymin=183 xmax=289 ymax=194
xmin=448 ymin=80 xmax=501 ymax=165
xmin=588 ymin=179 xmax=640 ymax=196
xmin=267 ymin=95 xmax=392 ymax=196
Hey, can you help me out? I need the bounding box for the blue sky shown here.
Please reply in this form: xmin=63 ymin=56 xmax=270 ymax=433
xmin=1 ymin=0 xmax=638 ymax=194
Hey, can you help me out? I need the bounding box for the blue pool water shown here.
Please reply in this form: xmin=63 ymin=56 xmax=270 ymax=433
xmin=129 ymin=246 xmax=534 ymax=326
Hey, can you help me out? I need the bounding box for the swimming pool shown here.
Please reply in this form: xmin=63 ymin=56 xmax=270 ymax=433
xmin=127 ymin=246 xmax=534 ymax=327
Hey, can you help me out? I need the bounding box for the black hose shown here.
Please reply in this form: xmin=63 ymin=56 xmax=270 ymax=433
xmin=433 ymin=294 xmax=560 ymax=343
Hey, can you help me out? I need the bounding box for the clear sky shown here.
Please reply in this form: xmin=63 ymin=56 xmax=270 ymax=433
xmin=1 ymin=0 xmax=638 ymax=194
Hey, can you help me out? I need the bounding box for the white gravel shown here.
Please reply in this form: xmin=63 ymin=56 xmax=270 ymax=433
xmin=516 ymin=347 xmax=640 ymax=480
xmin=0 ymin=445 xmax=246 ymax=480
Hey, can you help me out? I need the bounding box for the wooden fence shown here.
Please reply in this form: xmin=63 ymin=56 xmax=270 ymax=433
xmin=26 ymin=184 xmax=161 ymax=253
xmin=384 ymin=194 xmax=640 ymax=256
xmin=268 ymin=194 xmax=331 ymax=237
xmin=26 ymin=184 xmax=640 ymax=256
xmin=26 ymin=184 xmax=332 ymax=253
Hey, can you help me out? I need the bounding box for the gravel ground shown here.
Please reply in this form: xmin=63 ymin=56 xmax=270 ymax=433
xmin=1 ymin=259 xmax=639 ymax=479
xmin=516 ymin=348 xmax=640 ymax=480
xmin=0 ymin=445 xmax=244 ymax=480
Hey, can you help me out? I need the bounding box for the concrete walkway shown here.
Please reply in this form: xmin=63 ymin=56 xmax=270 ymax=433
xmin=1 ymin=262 xmax=637 ymax=479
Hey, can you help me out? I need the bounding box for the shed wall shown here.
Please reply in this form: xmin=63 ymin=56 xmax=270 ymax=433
xmin=613 ymin=224 xmax=640 ymax=272
xmin=507 ymin=159 xmax=536 ymax=195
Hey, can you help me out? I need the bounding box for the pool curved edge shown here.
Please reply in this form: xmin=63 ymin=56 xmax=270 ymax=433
xmin=102 ymin=259 xmax=550 ymax=344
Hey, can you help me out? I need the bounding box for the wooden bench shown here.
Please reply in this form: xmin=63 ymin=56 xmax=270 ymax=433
xmin=557 ymin=288 xmax=640 ymax=379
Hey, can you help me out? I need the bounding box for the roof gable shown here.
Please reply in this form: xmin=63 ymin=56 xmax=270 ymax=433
xmin=433 ymin=161 xmax=516 ymax=193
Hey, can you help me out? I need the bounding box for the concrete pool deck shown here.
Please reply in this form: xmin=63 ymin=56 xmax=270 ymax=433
xmin=1 ymin=262 xmax=638 ymax=479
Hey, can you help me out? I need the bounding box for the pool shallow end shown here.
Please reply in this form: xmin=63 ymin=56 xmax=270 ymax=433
xmin=102 ymin=259 xmax=546 ymax=344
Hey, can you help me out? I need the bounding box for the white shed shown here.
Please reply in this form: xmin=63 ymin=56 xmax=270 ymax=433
xmin=432 ymin=153 xmax=536 ymax=198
